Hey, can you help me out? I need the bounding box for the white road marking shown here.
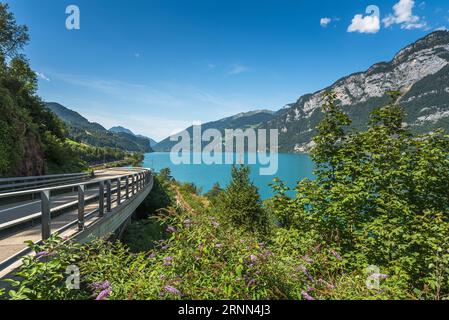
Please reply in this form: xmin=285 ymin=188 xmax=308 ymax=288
xmin=0 ymin=201 xmax=40 ymax=214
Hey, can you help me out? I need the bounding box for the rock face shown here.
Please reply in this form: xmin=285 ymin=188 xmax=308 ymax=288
xmin=20 ymin=134 xmax=45 ymax=176
xmin=263 ymin=30 xmax=449 ymax=152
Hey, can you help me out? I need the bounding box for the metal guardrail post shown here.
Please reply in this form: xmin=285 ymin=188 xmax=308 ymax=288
xmin=99 ymin=181 xmax=104 ymax=217
xmin=132 ymin=174 xmax=136 ymax=195
xmin=117 ymin=178 xmax=121 ymax=205
xmin=41 ymin=190 xmax=51 ymax=240
xmin=125 ymin=175 xmax=129 ymax=199
xmin=78 ymin=185 xmax=85 ymax=230
xmin=106 ymin=180 xmax=112 ymax=212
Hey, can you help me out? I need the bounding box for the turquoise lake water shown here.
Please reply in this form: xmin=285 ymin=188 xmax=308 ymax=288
xmin=142 ymin=153 xmax=315 ymax=199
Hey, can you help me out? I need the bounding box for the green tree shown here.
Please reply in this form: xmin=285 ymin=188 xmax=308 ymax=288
xmin=0 ymin=3 xmax=29 ymax=58
xmin=272 ymin=91 xmax=449 ymax=297
xmin=0 ymin=4 xmax=86 ymax=176
xmin=218 ymin=165 xmax=270 ymax=236
xmin=204 ymin=182 xmax=223 ymax=203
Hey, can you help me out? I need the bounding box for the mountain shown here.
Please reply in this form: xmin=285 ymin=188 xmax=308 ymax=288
xmin=45 ymin=102 xmax=153 ymax=153
xmin=46 ymin=102 xmax=106 ymax=132
xmin=262 ymin=30 xmax=449 ymax=152
xmin=109 ymin=126 xmax=135 ymax=136
xmin=153 ymin=110 xmax=276 ymax=152
xmin=109 ymin=126 xmax=158 ymax=148
xmin=154 ymin=31 xmax=449 ymax=153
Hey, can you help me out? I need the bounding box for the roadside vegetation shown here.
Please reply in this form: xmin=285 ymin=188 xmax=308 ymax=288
xmin=3 ymin=91 xmax=448 ymax=300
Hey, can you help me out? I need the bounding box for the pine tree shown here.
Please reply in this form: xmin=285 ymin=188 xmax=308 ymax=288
xmin=219 ymin=165 xmax=269 ymax=236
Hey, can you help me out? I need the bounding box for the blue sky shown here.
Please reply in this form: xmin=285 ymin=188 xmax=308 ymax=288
xmin=6 ymin=0 xmax=449 ymax=141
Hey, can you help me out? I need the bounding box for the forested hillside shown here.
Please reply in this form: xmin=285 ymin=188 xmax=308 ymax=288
xmin=0 ymin=4 xmax=141 ymax=177
xmin=0 ymin=3 xmax=73 ymax=176
xmin=46 ymin=102 xmax=153 ymax=153
xmin=153 ymin=110 xmax=275 ymax=152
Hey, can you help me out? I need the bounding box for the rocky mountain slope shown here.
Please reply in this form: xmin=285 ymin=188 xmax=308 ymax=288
xmin=154 ymin=31 xmax=449 ymax=153
xmin=264 ymin=30 xmax=449 ymax=152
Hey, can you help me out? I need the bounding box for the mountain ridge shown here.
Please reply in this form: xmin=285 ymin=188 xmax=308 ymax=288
xmin=109 ymin=126 xmax=158 ymax=148
xmin=153 ymin=110 xmax=276 ymax=152
xmin=153 ymin=30 xmax=449 ymax=153
xmin=265 ymin=30 xmax=449 ymax=152
xmin=45 ymin=102 xmax=154 ymax=153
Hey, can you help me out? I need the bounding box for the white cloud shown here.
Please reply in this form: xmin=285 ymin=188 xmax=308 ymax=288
xmin=228 ymin=64 xmax=251 ymax=75
xmin=348 ymin=14 xmax=380 ymax=34
xmin=36 ymin=72 xmax=50 ymax=82
xmin=435 ymin=26 xmax=448 ymax=31
xmin=320 ymin=17 xmax=332 ymax=27
xmin=383 ymin=0 xmax=427 ymax=30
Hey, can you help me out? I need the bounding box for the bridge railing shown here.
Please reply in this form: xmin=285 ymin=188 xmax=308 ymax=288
xmin=0 ymin=172 xmax=91 ymax=194
xmin=0 ymin=169 xmax=152 ymax=271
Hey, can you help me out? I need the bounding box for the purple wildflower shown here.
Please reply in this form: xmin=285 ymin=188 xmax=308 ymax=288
xmin=262 ymin=250 xmax=272 ymax=258
xmin=301 ymin=290 xmax=315 ymax=301
xmin=95 ymin=288 xmax=111 ymax=300
xmin=330 ymin=250 xmax=342 ymax=261
xmin=91 ymin=281 xmax=111 ymax=291
xmin=247 ymin=279 xmax=257 ymax=287
xmin=164 ymin=285 xmax=181 ymax=296
xmin=161 ymin=245 xmax=169 ymax=250
xmin=303 ymin=255 xmax=314 ymax=263
xmin=91 ymin=281 xmax=112 ymax=300
xmin=215 ymin=243 xmax=223 ymax=248
xmin=35 ymin=251 xmax=50 ymax=258
xmin=318 ymin=279 xmax=335 ymax=290
xmin=249 ymin=254 xmax=257 ymax=262
xmin=371 ymin=273 xmax=389 ymax=280
xmin=163 ymin=256 xmax=173 ymax=266
xmin=298 ymin=265 xmax=314 ymax=282
xmin=148 ymin=252 xmax=156 ymax=259
xmin=211 ymin=221 xmax=220 ymax=228
xmin=166 ymin=226 xmax=176 ymax=233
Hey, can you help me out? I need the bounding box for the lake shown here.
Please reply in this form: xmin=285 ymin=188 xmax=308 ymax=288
xmin=142 ymin=153 xmax=314 ymax=199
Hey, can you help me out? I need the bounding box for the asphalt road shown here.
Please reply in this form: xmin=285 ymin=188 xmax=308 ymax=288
xmin=0 ymin=170 xmax=131 ymax=228
xmin=0 ymin=169 xmax=140 ymax=264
